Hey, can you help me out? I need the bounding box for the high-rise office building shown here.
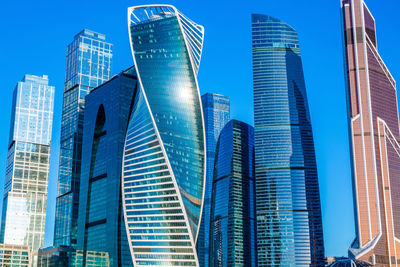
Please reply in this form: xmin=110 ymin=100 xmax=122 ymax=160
xmin=197 ymin=93 xmax=230 ymax=267
xmin=210 ymin=119 xmax=256 ymax=267
xmin=0 ymin=244 xmax=31 ymax=266
xmin=54 ymin=29 xmax=113 ymax=247
xmin=121 ymin=5 xmax=206 ymax=266
xmin=0 ymin=75 xmax=55 ymax=253
xmin=251 ymin=14 xmax=324 ymax=266
xmin=342 ymin=0 xmax=400 ymax=265
xmin=76 ymin=67 xmax=138 ymax=266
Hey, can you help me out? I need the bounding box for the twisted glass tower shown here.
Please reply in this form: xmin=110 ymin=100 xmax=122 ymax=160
xmin=251 ymin=14 xmax=324 ymax=266
xmin=121 ymin=5 xmax=205 ymax=266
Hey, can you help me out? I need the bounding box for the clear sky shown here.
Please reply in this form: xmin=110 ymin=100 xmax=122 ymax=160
xmin=1 ymin=0 xmax=399 ymax=258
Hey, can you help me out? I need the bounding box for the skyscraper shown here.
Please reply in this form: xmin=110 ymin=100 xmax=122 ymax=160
xmin=0 ymin=75 xmax=55 ymax=253
xmin=121 ymin=5 xmax=205 ymax=266
xmin=198 ymin=93 xmax=230 ymax=267
xmin=251 ymin=14 xmax=324 ymax=266
xmin=76 ymin=67 xmax=138 ymax=266
xmin=210 ymin=119 xmax=256 ymax=267
xmin=54 ymin=29 xmax=113 ymax=247
xmin=342 ymin=0 xmax=400 ymax=265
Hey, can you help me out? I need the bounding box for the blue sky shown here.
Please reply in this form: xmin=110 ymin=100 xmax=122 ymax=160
xmin=1 ymin=0 xmax=399 ymax=257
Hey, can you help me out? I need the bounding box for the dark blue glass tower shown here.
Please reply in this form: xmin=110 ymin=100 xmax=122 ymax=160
xmin=197 ymin=93 xmax=230 ymax=267
xmin=210 ymin=119 xmax=256 ymax=267
xmin=251 ymin=14 xmax=324 ymax=266
xmin=76 ymin=67 xmax=138 ymax=266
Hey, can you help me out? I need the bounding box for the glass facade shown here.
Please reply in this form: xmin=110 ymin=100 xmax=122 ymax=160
xmin=251 ymin=14 xmax=324 ymax=266
xmin=342 ymin=0 xmax=400 ymax=264
xmin=37 ymin=246 xmax=110 ymax=267
xmin=210 ymin=120 xmax=256 ymax=267
xmin=54 ymin=29 xmax=113 ymax=248
xmin=76 ymin=67 xmax=138 ymax=266
xmin=121 ymin=5 xmax=205 ymax=266
xmin=197 ymin=93 xmax=230 ymax=267
xmin=0 ymin=75 xmax=54 ymax=255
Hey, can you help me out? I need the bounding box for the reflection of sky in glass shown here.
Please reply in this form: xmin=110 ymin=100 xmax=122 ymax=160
xmin=130 ymin=14 xmax=204 ymax=237
xmin=252 ymin=14 xmax=324 ymax=266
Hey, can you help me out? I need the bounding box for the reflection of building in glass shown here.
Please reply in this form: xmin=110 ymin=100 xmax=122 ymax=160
xmin=37 ymin=246 xmax=75 ymax=266
xmin=122 ymin=5 xmax=206 ymax=266
xmin=37 ymin=246 xmax=110 ymax=267
xmin=75 ymin=250 xmax=110 ymax=267
xmin=251 ymin=14 xmax=324 ymax=266
xmin=342 ymin=0 xmax=400 ymax=265
xmin=197 ymin=93 xmax=230 ymax=267
xmin=0 ymin=75 xmax=54 ymax=261
xmin=76 ymin=67 xmax=138 ymax=266
xmin=54 ymin=29 xmax=113 ymax=248
xmin=0 ymin=244 xmax=31 ymax=266
xmin=326 ymin=257 xmax=372 ymax=267
xmin=210 ymin=120 xmax=256 ymax=267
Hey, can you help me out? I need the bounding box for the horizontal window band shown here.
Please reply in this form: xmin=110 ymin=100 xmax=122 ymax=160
xmin=255 ymin=166 xmax=317 ymax=171
xmin=85 ymin=218 xmax=106 ymax=228
xmin=89 ymin=173 xmax=107 ymax=183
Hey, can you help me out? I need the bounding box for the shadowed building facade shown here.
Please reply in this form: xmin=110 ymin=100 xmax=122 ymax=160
xmin=197 ymin=93 xmax=230 ymax=267
xmin=54 ymin=29 xmax=113 ymax=248
xmin=76 ymin=67 xmax=138 ymax=266
xmin=251 ymin=14 xmax=324 ymax=266
xmin=342 ymin=0 xmax=400 ymax=265
xmin=210 ymin=119 xmax=256 ymax=267
xmin=121 ymin=5 xmax=205 ymax=266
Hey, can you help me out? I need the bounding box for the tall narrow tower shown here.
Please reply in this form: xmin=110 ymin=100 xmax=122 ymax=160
xmin=197 ymin=93 xmax=230 ymax=267
xmin=342 ymin=0 xmax=400 ymax=265
xmin=1 ymin=75 xmax=55 ymax=253
xmin=54 ymin=29 xmax=113 ymax=247
xmin=251 ymin=14 xmax=325 ymax=266
xmin=121 ymin=5 xmax=206 ymax=267
xmin=210 ymin=119 xmax=256 ymax=267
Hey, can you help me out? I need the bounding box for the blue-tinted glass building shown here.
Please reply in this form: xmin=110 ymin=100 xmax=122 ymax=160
xmin=210 ymin=119 xmax=256 ymax=267
xmin=1 ymin=75 xmax=55 ymax=253
xmin=54 ymin=29 xmax=113 ymax=248
xmin=76 ymin=67 xmax=138 ymax=266
xmin=121 ymin=5 xmax=205 ymax=266
xmin=197 ymin=93 xmax=230 ymax=267
xmin=251 ymin=14 xmax=324 ymax=266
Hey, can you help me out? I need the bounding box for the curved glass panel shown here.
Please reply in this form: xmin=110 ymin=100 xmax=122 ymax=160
xmin=123 ymin=6 xmax=205 ymax=266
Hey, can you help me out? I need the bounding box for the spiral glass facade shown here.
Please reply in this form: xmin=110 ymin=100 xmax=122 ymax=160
xmin=251 ymin=14 xmax=324 ymax=266
xmin=121 ymin=5 xmax=205 ymax=266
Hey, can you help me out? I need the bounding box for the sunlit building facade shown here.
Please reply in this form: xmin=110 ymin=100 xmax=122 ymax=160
xmin=210 ymin=119 xmax=256 ymax=267
xmin=54 ymin=29 xmax=113 ymax=248
xmin=342 ymin=0 xmax=400 ymax=265
xmin=251 ymin=14 xmax=324 ymax=266
xmin=76 ymin=67 xmax=138 ymax=266
xmin=121 ymin=5 xmax=206 ymax=266
xmin=0 ymin=244 xmax=31 ymax=266
xmin=197 ymin=93 xmax=230 ymax=267
xmin=0 ymin=75 xmax=54 ymax=261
